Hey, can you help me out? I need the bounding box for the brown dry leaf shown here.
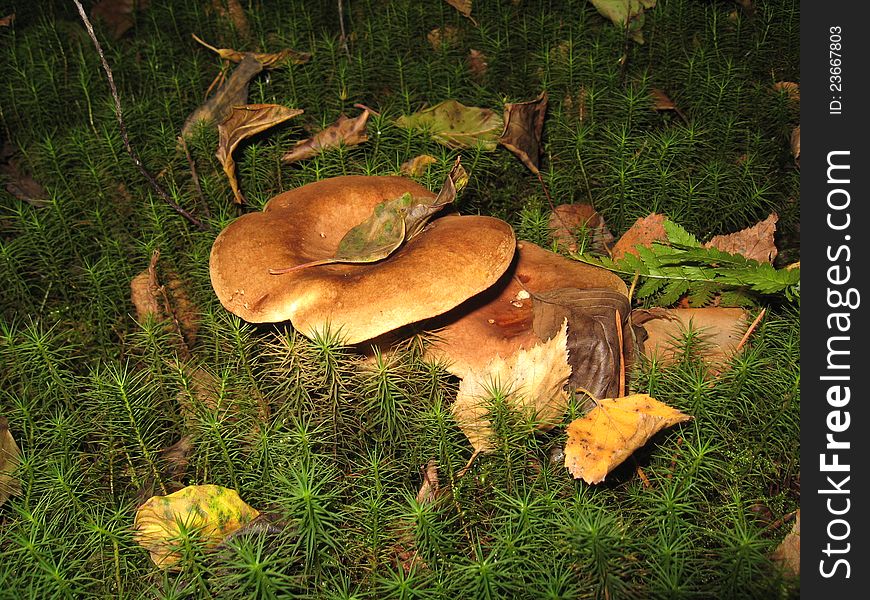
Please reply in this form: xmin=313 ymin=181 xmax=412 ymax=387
xmin=415 ymin=460 xmax=440 ymax=504
xmin=650 ymin=88 xmax=676 ymax=110
xmin=705 ymin=213 xmax=778 ymax=264
xmin=0 ymin=14 xmax=14 ymax=27
xmin=91 ymin=0 xmax=150 ymax=40
xmin=610 ymin=213 xmax=668 ymax=260
xmin=162 ymin=435 xmax=194 ymax=486
xmin=632 ymin=307 xmax=749 ymax=369
xmin=191 ymin=34 xmax=311 ymax=68
xmin=0 ymin=416 xmax=22 ymax=507
xmin=771 ymin=510 xmax=800 ymax=578
xmin=790 ymin=126 xmax=800 ymax=166
xmin=773 ymin=81 xmax=800 ymax=104
xmin=130 ymin=250 xmax=201 ymax=358
xmin=532 ymin=289 xmax=635 ymax=401
xmin=498 ymin=92 xmax=548 ymax=174
xmin=445 ymin=0 xmax=473 ymax=19
xmin=549 ymin=203 xmax=614 ymax=255
xmin=134 ymin=484 xmax=259 ymax=568
xmin=563 ymin=87 xmax=589 ymax=122
xmin=427 ymin=26 xmax=460 ymax=49
xmin=180 ymin=54 xmax=263 ymax=140
xmin=564 ymin=394 xmax=690 ymax=484
xmin=452 ymin=320 xmax=571 ymax=453
xmin=281 ymin=109 xmax=370 ymax=164
xmin=217 ymin=104 xmax=303 ymax=204
xmin=468 ymin=49 xmax=488 ymax=80
xmin=400 ymin=154 xmax=438 ymax=177
xmin=1 ymin=144 xmax=49 ymax=208
xmin=211 ymin=0 xmax=251 ymax=39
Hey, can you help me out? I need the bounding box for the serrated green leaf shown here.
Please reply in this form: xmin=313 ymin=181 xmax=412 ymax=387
xmin=636 ymin=276 xmax=667 ymax=299
xmin=658 ymin=279 xmax=691 ymax=306
xmin=663 ymin=219 xmax=700 ymax=247
xmin=686 ymin=283 xmax=716 ymax=307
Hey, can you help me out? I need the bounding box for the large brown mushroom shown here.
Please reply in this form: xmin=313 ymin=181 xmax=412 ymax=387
xmin=209 ymin=176 xmax=516 ymax=344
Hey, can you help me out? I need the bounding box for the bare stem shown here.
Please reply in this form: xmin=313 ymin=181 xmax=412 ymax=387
xmin=73 ymin=0 xmax=205 ymax=230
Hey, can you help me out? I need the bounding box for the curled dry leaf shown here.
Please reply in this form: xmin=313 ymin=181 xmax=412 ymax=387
xmin=415 ymin=460 xmax=440 ymax=504
xmin=0 ymin=14 xmax=14 ymax=27
xmin=771 ymin=510 xmax=800 ymax=578
xmin=180 ymin=54 xmax=263 ymax=140
xmin=217 ymin=104 xmax=303 ymax=204
xmin=191 ymin=33 xmax=311 ymax=68
xmin=705 ymin=213 xmax=778 ymax=264
xmin=91 ymin=0 xmax=150 ymax=40
xmin=468 ymin=49 xmax=488 ymax=80
xmin=790 ymin=126 xmax=800 ymax=167
xmin=444 ymin=0 xmax=473 ymax=19
xmin=498 ymin=92 xmax=548 ymax=174
xmin=281 ymin=109 xmax=371 ymax=164
xmin=427 ymin=26 xmax=461 ymax=49
xmin=452 ymin=320 xmax=571 ymax=453
xmin=396 ymin=99 xmax=503 ymax=150
xmin=549 ymin=203 xmax=614 ymax=255
xmin=610 ymin=213 xmax=668 ymax=260
xmin=564 ymin=393 xmax=690 ymax=484
xmin=0 ymin=416 xmax=22 ymax=507
xmin=134 ymin=484 xmax=260 ymax=568
xmin=1 ymin=143 xmax=49 ymax=208
xmin=650 ymin=87 xmax=676 ymax=110
xmin=400 ymin=154 xmax=438 ymax=177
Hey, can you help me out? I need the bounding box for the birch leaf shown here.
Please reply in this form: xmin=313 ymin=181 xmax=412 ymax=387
xmin=498 ymin=91 xmax=548 ymax=174
xmin=133 ymin=484 xmax=260 ymax=568
xmin=281 ymin=109 xmax=371 ymax=164
xmin=396 ymin=100 xmax=503 ymax=150
xmin=216 ymin=104 xmax=303 ymax=204
xmin=191 ymin=33 xmax=311 ymax=68
xmin=564 ymin=393 xmax=690 ymax=484
xmin=589 ymin=0 xmax=656 ymax=43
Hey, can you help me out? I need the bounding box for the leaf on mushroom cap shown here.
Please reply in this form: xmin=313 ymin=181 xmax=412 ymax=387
xmin=423 ymin=241 xmax=628 ymax=380
xmin=209 ymin=175 xmax=516 ymax=344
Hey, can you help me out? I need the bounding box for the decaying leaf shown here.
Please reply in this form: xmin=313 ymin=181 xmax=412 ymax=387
xmin=427 ymin=26 xmax=461 ymax=49
xmin=1 ymin=143 xmax=49 ymax=208
xmin=498 ymin=92 xmax=548 ymax=174
xmin=468 ymin=49 xmax=488 ymax=80
xmin=180 ymin=54 xmax=264 ymax=140
xmin=532 ymin=288 xmax=635 ymax=401
xmin=444 ymin=0 xmax=473 ymax=19
xmin=400 ymin=154 xmax=438 ymax=177
xmin=217 ymin=103 xmax=303 ymax=204
xmin=91 ymin=0 xmax=150 ymax=40
xmin=773 ymin=81 xmax=800 ymax=105
xmin=790 ymin=126 xmax=800 ymax=166
xmin=564 ymin=393 xmax=690 ymax=484
xmin=610 ymin=213 xmax=668 ymax=260
xmin=589 ymin=0 xmax=657 ymax=43
xmin=396 ymin=100 xmax=503 ymax=150
xmin=281 ymin=109 xmax=371 ymax=164
xmin=210 ymin=0 xmax=251 ymax=39
xmin=416 ymin=460 xmax=440 ymax=504
xmin=0 ymin=416 xmax=21 ymax=507
xmin=134 ymin=484 xmax=260 ymax=568
xmin=632 ymin=307 xmax=749 ymax=368
xmin=0 ymin=14 xmax=14 ymax=27
xmin=130 ymin=249 xmax=200 ymax=358
xmin=162 ymin=435 xmax=194 ymax=486
xmin=191 ymin=34 xmax=311 ymax=68
xmin=270 ymin=158 xmax=466 ymax=274
xmin=549 ymin=203 xmax=614 ymax=255
xmin=650 ymin=87 xmax=675 ymax=110
xmin=771 ymin=510 xmax=800 ymax=578
xmin=452 ymin=320 xmax=571 ymax=453
xmin=705 ymin=213 xmax=778 ymax=264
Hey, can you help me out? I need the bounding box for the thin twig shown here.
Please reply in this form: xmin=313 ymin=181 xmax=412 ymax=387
xmin=735 ymin=307 xmax=766 ymax=352
xmin=73 ymin=0 xmax=204 ymax=230
xmin=615 ymin=309 xmax=625 ymax=397
xmin=337 ymin=0 xmax=350 ymax=58
xmin=178 ymin=135 xmax=210 ymax=218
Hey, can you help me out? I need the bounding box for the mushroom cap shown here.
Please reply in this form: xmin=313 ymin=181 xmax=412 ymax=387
xmin=209 ymin=175 xmax=516 ymax=344
xmin=424 ymin=241 xmax=628 ymax=378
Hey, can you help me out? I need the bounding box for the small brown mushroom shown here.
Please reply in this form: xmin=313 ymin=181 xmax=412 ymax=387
xmin=209 ymin=176 xmax=516 ymax=344
xmin=423 ymin=241 xmax=628 ymax=379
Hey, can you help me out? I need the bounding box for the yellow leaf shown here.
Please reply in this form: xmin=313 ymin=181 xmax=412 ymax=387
xmin=396 ymin=100 xmax=503 ymax=151
xmin=191 ymin=34 xmax=311 ymax=68
xmin=564 ymin=394 xmax=690 ymax=484
xmin=216 ymin=104 xmax=303 ymax=204
xmin=400 ymin=154 xmax=438 ymax=177
xmin=133 ymin=484 xmax=260 ymax=568
xmin=452 ymin=320 xmax=571 ymax=452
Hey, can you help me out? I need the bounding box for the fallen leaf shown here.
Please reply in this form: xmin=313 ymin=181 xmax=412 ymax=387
xmin=1 ymin=144 xmax=49 ymax=207
xmin=180 ymin=54 xmax=264 ymax=140
xmin=191 ymin=34 xmax=311 ymax=68
xmin=498 ymin=92 xmax=548 ymax=174
xmin=468 ymin=49 xmax=488 ymax=80
xmin=0 ymin=14 xmax=14 ymax=27
xmin=589 ymin=0 xmax=657 ymax=43
xmin=269 ymin=158 xmax=466 ymax=273
xmin=771 ymin=510 xmax=800 ymax=578
xmin=650 ymin=87 xmax=675 ymax=110
xmin=632 ymin=307 xmax=749 ymax=368
xmin=790 ymin=126 xmax=800 ymax=167
xmin=130 ymin=249 xmax=201 ymax=358
xmin=162 ymin=435 xmax=194 ymax=486
xmin=427 ymin=26 xmax=460 ymax=49
xmin=210 ymin=0 xmax=251 ymax=39
xmin=134 ymin=484 xmax=260 ymax=568
xmin=772 ymin=81 xmax=800 ymax=105
xmin=452 ymin=320 xmax=571 ymax=453
xmin=0 ymin=416 xmax=21 ymax=507
xmin=400 ymin=154 xmax=438 ymax=177
xmin=444 ymin=0 xmax=473 ymax=19
xmin=549 ymin=203 xmax=614 ymax=255
xmin=705 ymin=213 xmax=778 ymax=264
xmin=396 ymin=99 xmax=504 ymax=150
xmin=91 ymin=0 xmax=150 ymax=40
xmin=564 ymin=393 xmax=690 ymax=484
xmin=216 ymin=103 xmax=303 ymax=204
xmin=281 ymin=109 xmax=370 ymax=164
xmin=610 ymin=213 xmax=668 ymax=260
xmin=532 ymin=288 xmax=635 ymax=401
xmin=415 ymin=460 xmax=440 ymax=504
